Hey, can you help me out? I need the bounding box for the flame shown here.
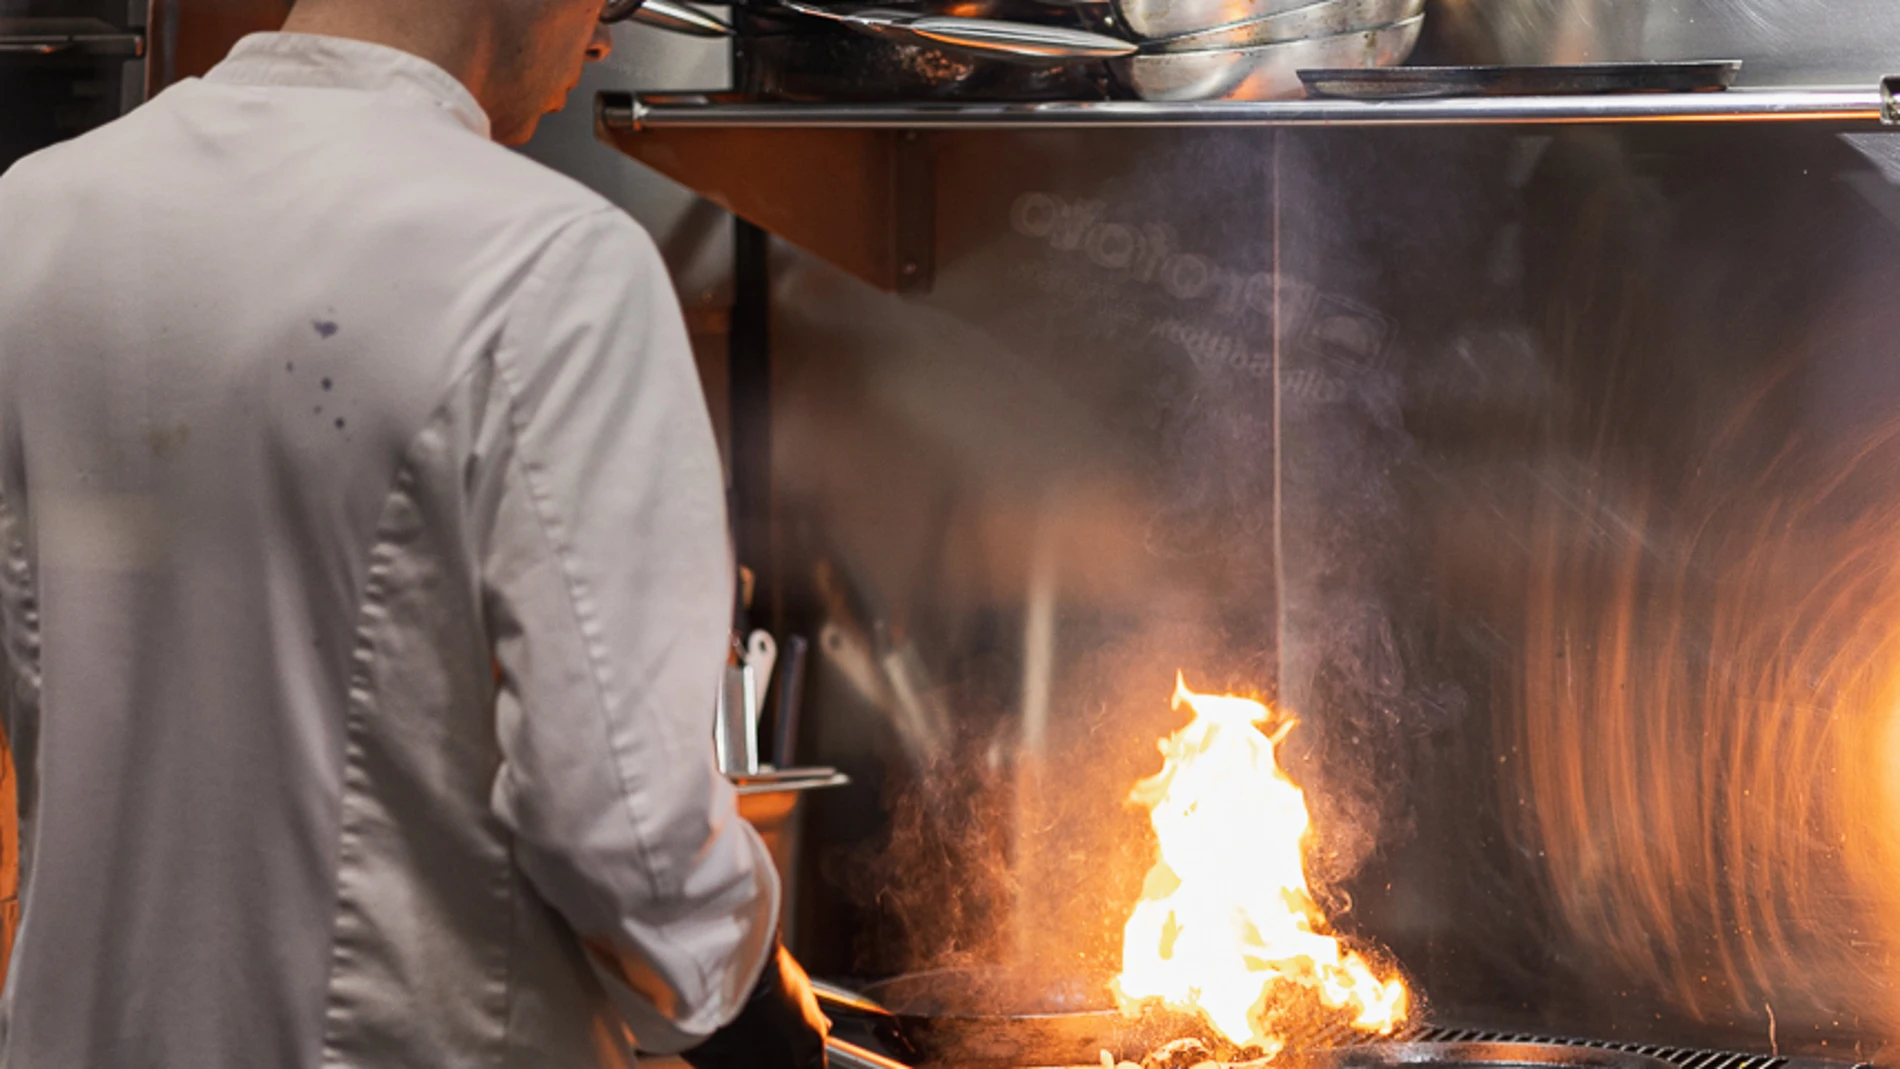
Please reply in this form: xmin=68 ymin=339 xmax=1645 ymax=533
xmin=1113 ymin=674 xmax=1410 ymax=1056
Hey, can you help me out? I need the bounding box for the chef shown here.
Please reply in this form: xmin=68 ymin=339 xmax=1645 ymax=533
xmin=0 ymin=0 xmax=826 ymax=1065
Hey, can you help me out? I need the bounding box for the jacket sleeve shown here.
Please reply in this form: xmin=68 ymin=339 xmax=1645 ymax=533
xmin=478 ymin=208 xmax=778 ymax=1054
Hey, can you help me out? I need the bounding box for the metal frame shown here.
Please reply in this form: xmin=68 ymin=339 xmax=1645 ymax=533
xmin=596 ymin=80 xmax=1900 ymax=295
xmin=603 ymin=85 xmax=1893 ymax=130
xmin=596 ymin=96 xmax=937 ymax=294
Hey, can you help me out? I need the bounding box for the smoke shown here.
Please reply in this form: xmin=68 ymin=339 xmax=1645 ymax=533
xmin=840 ymin=615 xmax=1222 ymax=992
xmin=1266 ymin=130 xmax=1477 ymax=903
xmin=798 ymin=128 xmax=1466 ymax=1000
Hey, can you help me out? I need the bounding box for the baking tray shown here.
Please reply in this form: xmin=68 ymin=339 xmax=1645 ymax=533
xmin=1299 ymin=60 xmax=1742 ymax=100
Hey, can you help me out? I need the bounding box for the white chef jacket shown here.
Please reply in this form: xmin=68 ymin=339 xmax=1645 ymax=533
xmin=0 ymin=32 xmax=778 ymax=1068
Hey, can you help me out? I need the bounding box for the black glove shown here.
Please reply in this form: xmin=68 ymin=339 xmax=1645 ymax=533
xmin=681 ymin=940 xmax=830 ymax=1069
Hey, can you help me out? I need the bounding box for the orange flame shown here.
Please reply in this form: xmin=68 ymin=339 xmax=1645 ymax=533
xmin=1112 ymin=674 xmax=1410 ymax=1056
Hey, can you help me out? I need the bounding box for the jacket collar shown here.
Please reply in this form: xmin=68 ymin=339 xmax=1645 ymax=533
xmin=206 ymin=32 xmax=491 ymax=140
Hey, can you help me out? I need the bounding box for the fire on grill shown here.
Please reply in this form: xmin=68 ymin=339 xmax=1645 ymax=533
xmin=811 ymin=673 xmax=1417 ymax=1068
xmin=1106 ymin=674 xmax=1411 ymax=1065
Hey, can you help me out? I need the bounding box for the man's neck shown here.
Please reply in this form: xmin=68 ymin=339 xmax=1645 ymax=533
xmin=280 ymin=1 xmax=499 ymax=103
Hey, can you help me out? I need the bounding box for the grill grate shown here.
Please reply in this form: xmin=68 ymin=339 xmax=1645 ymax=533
xmin=1291 ymin=1024 xmax=1861 ymax=1069
xmin=1405 ymin=1029 xmax=1786 ymax=1069
xmin=1018 ymin=1030 xmax=1866 ymax=1069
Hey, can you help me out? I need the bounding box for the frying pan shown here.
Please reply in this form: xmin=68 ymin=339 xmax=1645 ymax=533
xmin=779 ymin=1 xmax=1135 ymax=61
xmin=1112 ymin=15 xmax=1421 ymax=101
xmin=1297 ymin=60 xmax=1742 ymax=99
xmin=1137 ymin=0 xmax=1422 ymax=52
xmin=733 ymin=17 xmax=1112 ymax=103
xmin=815 ymin=966 xmax=1215 ymax=1067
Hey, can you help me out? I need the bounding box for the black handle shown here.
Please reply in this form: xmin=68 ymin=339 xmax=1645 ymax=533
xmin=773 ymin=635 xmax=809 ymax=767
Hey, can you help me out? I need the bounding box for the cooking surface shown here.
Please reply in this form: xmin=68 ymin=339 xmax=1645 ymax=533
xmin=823 ymin=965 xmax=1851 ymax=1068
xmin=828 ymin=1031 xmax=1874 ymax=1069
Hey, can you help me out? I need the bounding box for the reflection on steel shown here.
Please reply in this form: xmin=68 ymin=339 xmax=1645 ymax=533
xmin=600 ymin=0 xmax=650 ymax=24
xmin=1116 ymin=0 xmax=1343 ymax=44
xmin=904 ymin=16 xmax=1136 ymax=61
xmin=1431 ymin=0 xmax=1900 ymax=88
xmin=599 ymin=87 xmax=1886 ymax=129
xmin=1112 ymin=15 xmax=1424 ymax=103
xmin=622 ymin=0 xmax=733 ymax=37
xmin=1142 ymin=0 xmax=1424 ymax=53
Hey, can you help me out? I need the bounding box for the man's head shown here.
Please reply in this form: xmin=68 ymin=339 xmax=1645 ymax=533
xmin=283 ymin=0 xmax=623 ymax=145
xmin=480 ymin=0 xmax=617 ymax=144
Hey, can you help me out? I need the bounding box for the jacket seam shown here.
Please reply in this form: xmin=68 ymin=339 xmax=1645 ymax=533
xmin=318 ymin=463 xmax=405 ymax=1069
xmin=495 ymin=838 xmax=518 ymax=1068
xmin=488 ymin=209 xmax=664 ymax=891
xmin=489 ymin=413 xmax=729 ymax=1029
xmin=486 ymin=209 xmax=724 ymax=1011
xmin=318 ymin=362 xmax=515 ymax=1069
xmin=489 ymin=446 xmax=667 ymax=883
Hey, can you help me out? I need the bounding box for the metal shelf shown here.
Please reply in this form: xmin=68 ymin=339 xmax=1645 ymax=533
xmin=594 ymin=77 xmax=1900 ymax=295
xmin=600 ymin=84 xmax=1897 ymax=130
xmin=0 ymin=18 xmax=144 ymax=59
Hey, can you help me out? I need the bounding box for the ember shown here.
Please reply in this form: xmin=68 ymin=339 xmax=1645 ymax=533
xmin=1112 ymin=674 xmax=1410 ymax=1058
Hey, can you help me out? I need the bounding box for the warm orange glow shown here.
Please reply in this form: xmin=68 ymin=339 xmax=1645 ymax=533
xmin=1113 ymin=674 xmax=1409 ymax=1056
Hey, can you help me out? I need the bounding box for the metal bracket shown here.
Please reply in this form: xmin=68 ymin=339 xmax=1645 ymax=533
xmin=890 ymin=129 xmax=934 ymax=289
xmin=595 ymin=92 xmax=936 ymax=294
xmin=1884 ymin=75 xmax=1900 ymax=125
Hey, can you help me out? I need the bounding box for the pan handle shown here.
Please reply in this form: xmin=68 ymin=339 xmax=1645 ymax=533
xmin=827 ymin=1036 xmax=914 ymax=1069
xmin=812 ymin=979 xmax=897 ymax=1020
xmin=813 ymin=981 xmax=923 ymax=1065
xmin=624 ymin=0 xmax=735 ymax=37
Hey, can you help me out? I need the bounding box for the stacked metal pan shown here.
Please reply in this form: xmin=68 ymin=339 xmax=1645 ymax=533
xmin=1110 ymin=0 xmax=1424 ymax=100
xmin=639 ymin=0 xmax=1422 ymax=100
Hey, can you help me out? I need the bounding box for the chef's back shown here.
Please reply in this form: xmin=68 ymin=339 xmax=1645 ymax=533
xmin=0 ymin=32 xmax=778 ymax=1069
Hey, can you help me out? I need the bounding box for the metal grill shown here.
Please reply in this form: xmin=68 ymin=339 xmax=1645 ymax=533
xmin=1289 ymin=1024 xmax=1866 ymax=1069
xmin=1405 ymin=1031 xmax=1788 ymax=1069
